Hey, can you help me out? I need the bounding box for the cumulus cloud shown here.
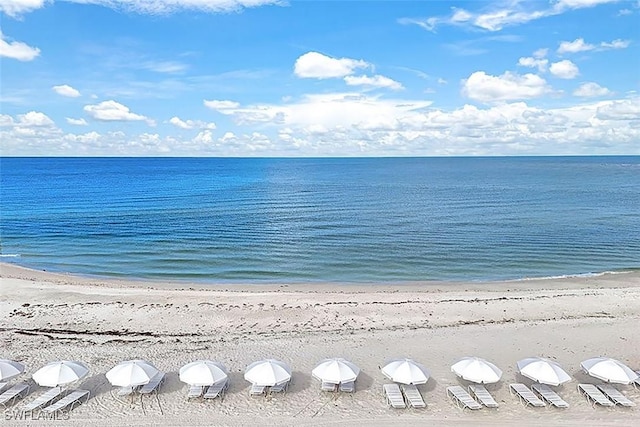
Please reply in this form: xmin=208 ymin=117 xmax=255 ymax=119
xmin=518 ymin=56 xmax=548 ymax=72
xmin=294 ymin=52 xmax=369 ymax=79
xmin=168 ymin=116 xmax=216 ymax=129
xmin=462 ymin=71 xmax=551 ymax=102
xmin=558 ymin=37 xmax=631 ymax=54
xmin=0 ymin=31 xmax=40 ymax=61
xmin=66 ymin=117 xmax=88 ymax=125
xmin=573 ymin=82 xmax=611 ymax=97
xmin=0 ymin=0 xmax=45 ymax=17
xmin=52 ymin=84 xmax=81 ymax=98
xmin=83 ymin=100 xmax=149 ymax=122
xmin=203 ymin=99 xmax=240 ymax=111
xmin=344 ymin=75 xmax=403 ymax=90
xmin=549 ymin=60 xmax=579 ymax=79
xmin=17 ymin=111 xmax=54 ymax=126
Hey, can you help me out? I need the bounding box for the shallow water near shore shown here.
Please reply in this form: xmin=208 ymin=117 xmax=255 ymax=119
xmin=1 ymin=156 xmax=639 ymax=283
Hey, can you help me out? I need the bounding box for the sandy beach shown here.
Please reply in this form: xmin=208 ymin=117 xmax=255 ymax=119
xmin=1 ymin=263 xmax=639 ymax=426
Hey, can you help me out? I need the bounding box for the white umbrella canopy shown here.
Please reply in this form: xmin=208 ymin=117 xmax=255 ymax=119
xmin=106 ymin=360 xmax=159 ymax=387
xmin=312 ymin=358 xmax=360 ymax=384
xmin=381 ymin=358 xmax=430 ymax=385
xmin=244 ymin=359 xmax=291 ymax=386
xmin=451 ymin=357 xmax=502 ymax=384
xmin=516 ymin=357 xmax=571 ymax=386
xmin=179 ymin=360 xmax=228 ymax=386
xmin=0 ymin=359 xmax=25 ymax=381
xmin=32 ymin=361 xmax=89 ymax=387
xmin=581 ymin=357 xmax=639 ymax=384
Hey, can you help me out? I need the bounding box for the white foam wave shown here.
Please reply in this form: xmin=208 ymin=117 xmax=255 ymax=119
xmin=511 ymin=270 xmax=634 ymax=282
xmin=0 ymin=254 xmax=21 ymax=258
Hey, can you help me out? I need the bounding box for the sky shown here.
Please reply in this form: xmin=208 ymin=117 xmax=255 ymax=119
xmin=1 ymin=0 xmax=639 ymax=156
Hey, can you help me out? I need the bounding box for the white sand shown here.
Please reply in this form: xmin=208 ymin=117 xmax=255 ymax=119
xmin=1 ymin=263 xmax=639 ymax=426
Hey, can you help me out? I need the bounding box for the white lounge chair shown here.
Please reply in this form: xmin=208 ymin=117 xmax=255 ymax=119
xmin=383 ymin=383 xmax=406 ymax=409
xmin=0 ymin=383 xmax=30 ymax=408
xmin=249 ymin=383 xmax=266 ymax=396
xmin=401 ymin=384 xmax=426 ymax=408
xmin=321 ymin=381 xmax=337 ymax=392
xmin=577 ymin=384 xmax=614 ymax=407
xmin=270 ymin=381 xmax=289 ymax=395
xmin=339 ymin=381 xmax=355 ymax=393
xmin=635 ymin=371 xmax=640 ymax=389
xmin=447 ymin=385 xmax=482 ymax=410
xmin=42 ymin=390 xmax=89 ymax=414
xmin=187 ymin=385 xmax=204 ymax=399
xmin=0 ymin=383 xmax=6 ymax=392
xmin=140 ymin=372 xmax=165 ymax=396
xmin=510 ymin=383 xmax=546 ymax=407
xmin=468 ymin=384 xmax=498 ymax=408
xmin=596 ymin=384 xmax=635 ymax=407
xmin=531 ymin=384 xmax=569 ymax=408
xmin=23 ymin=386 xmax=64 ymax=411
xmin=204 ymin=379 xmax=228 ymax=400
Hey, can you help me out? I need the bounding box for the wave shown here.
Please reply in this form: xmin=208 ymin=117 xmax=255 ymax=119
xmin=0 ymin=254 xmax=20 ymax=258
xmin=509 ymin=269 xmax=637 ymax=282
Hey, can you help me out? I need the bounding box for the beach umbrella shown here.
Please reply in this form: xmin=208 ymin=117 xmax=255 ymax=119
xmin=451 ymin=357 xmax=502 ymax=384
xmin=0 ymin=359 xmax=25 ymax=381
xmin=312 ymin=358 xmax=360 ymax=384
xmin=179 ymin=360 xmax=228 ymax=386
xmin=381 ymin=358 xmax=430 ymax=385
xmin=106 ymin=360 xmax=159 ymax=387
xmin=516 ymin=357 xmax=571 ymax=386
xmin=581 ymin=357 xmax=639 ymax=384
xmin=32 ymin=361 xmax=89 ymax=387
xmin=244 ymin=359 xmax=291 ymax=386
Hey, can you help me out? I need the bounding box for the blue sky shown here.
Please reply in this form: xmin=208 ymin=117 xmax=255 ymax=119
xmin=1 ymin=0 xmax=639 ymax=156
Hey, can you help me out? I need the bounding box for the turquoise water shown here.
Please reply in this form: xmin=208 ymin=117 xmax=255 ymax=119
xmin=1 ymin=157 xmax=639 ymax=283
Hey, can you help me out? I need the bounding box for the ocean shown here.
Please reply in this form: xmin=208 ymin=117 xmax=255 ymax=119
xmin=1 ymin=156 xmax=639 ymax=283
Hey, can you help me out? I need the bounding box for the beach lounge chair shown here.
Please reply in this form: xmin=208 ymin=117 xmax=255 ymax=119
xmin=447 ymin=386 xmax=482 ymax=410
xmin=383 ymin=384 xmax=406 ymax=409
xmin=577 ymin=384 xmax=614 ymax=407
xmin=249 ymin=383 xmax=266 ymax=396
xmin=0 ymin=382 xmax=30 ymax=408
xmin=635 ymin=371 xmax=640 ymax=389
xmin=531 ymin=384 xmax=569 ymax=408
xmin=187 ymin=385 xmax=204 ymax=399
xmin=339 ymin=381 xmax=355 ymax=393
xmin=401 ymin=384 xmax=426 ymax=408
xmin=468 ymin=384 xmax=499 ymax=408
xmin=41 ymin=390 xmax=90 ymax=414
xmin=321 ymin=381 xmax=338 ymax=392
xmin=22 ymin=386 xmax=64 ymax=411
xmin=509 ymin=383 xmax=545 ymax=407
xmin=596 ymin=384 xmax=635 ymax=407
xmin=0 ymin=383 xmax=6 ymax=392
xmin=204 ymin=379 xmax=229 ymax=400
xmin=139 ymin=372 xmax=165 ymax=396
xmin=270 ymin=380 xmax=289 ymax=395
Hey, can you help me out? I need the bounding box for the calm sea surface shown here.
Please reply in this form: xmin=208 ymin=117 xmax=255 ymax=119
xmin=1 ymin=157 xmax=639 ymax=283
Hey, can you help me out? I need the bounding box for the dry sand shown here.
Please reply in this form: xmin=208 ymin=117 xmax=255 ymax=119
xmin=1 ymin=262 xmax=639 ymax=426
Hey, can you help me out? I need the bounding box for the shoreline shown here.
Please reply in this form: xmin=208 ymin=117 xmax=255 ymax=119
xmin=2 ymin=262 xmax=639 ymax=426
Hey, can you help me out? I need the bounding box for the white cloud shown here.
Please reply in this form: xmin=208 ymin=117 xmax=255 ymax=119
xmin=558 ymin=38 xmax=594 ymax=54
xmin=66 ymin=117 xmax=88 ymax=125
xmin=17 ymin=111 xmax=54 ymax=126
xmin=533 ymin=48 xmax=548 ymax=59
xmin=139 ymin=60 xmax=188 ymax=74
xmin=462 ymin=71 xmax=551 ymax=102
xmin=518 ymin=57 xmax=548 ymax=72
xmin=573 ymin=82 xmax=612 ymax=97
xmin=558 ymin=37 xmax=631 ymax=54
xmin=549 ymin=60 xmax=579 ymax=79
xmin=400 ymin=0 xmax=618 ymax=32
xmin=0 ymin=31 xmax=40 ymax=61
xmin=83 ymin=100 xmax=149 ymax=122
xmin=203 ymin=99 xmax=241 ymax=111
xmin=52 ymin=84 xmax=81 ymax=98
xmin=294 ymin=51 xmax=369 ymax=79
xmin=0 ymin=0 xmax=45 ymax=17
xmin=344 ymin=74 xmax=403 ymax=90
xmin=169 ymin=116 xmax=216 ymax=129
